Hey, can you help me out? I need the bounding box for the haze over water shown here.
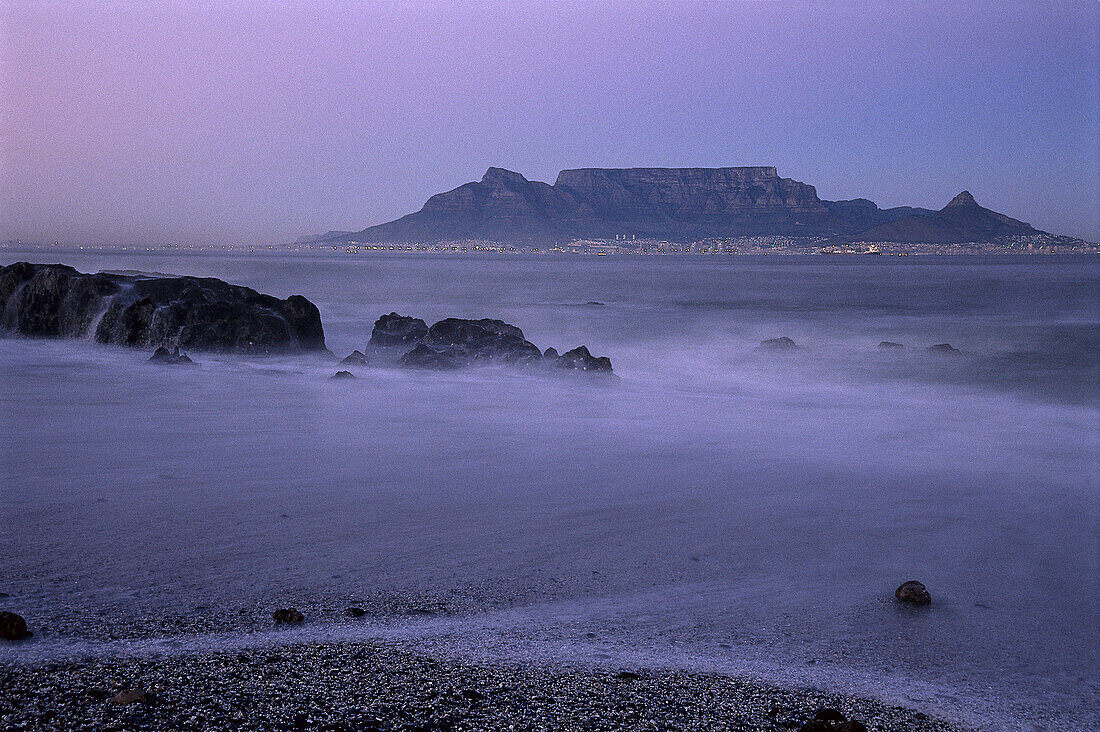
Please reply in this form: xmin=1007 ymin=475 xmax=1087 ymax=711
xmin=1 ymin=250 xmax=1097 ymax=730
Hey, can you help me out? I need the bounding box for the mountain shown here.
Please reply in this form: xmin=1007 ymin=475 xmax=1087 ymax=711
xmin=311 ymin=167 xmax=1060 ymax=246
xmin=850 ymin=191 xmax=1040 ymax=244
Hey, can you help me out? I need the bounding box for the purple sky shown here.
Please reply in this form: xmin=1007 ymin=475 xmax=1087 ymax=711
xmin=1 ymin=1 xmax=1097 ymax=246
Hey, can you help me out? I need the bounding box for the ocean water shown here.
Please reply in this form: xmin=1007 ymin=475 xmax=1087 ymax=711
xmin=1 ymin=251 xmax=1097 ymax=730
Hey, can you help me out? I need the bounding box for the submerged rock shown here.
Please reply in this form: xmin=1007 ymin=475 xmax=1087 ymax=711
xmin=272 ymin=608 xmax=305 ymax=624
xmin=759 ymin=336 xmax=798 ymax=350
xmin=0 ymin=611 xmax=29 ymax=640
xmin=419 ymin=318 xmax=543 ymax=365
xmin=340 ymin=350 xmax=369 ymax=366
xmin=368 ymin=313 xmax=428 ymax=349
xmin=0 ymin=263 xmax=326 ymax=353
xmin=926 ymin=343 xmax=959 ymax=353
xmin=543 ymin=347 xmax=559 ymax=359
xmin=331 ymin=370 xmax=356 ymax=379
xmin=147 ymin=346 xmax=195 ymax=365
xmin=878 ymin=341 xmax=904 ymax=349
xmin=895 ymin=580 xmax=932 ymax=606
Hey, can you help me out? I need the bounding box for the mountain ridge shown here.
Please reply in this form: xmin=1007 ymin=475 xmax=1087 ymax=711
xmin=312 ymin=167 xmax=1062 ymax=246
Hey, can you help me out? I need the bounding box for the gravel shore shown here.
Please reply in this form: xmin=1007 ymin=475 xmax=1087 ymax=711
xmin=0 ymin=639 xmax=969 ymax=731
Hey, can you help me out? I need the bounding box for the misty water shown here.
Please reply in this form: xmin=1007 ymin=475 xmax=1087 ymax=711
xmin=1 ymin=251 xmax=1097 ymax=729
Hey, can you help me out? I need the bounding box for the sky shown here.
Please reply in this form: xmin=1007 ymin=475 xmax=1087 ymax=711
xmin=1 ymin=0 xmax=1097 ymax=246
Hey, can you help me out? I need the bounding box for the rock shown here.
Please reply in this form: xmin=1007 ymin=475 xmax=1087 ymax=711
xmin=272 ymin=608 xmax=305 ymax=624
xmin=110 ymin=688 xmax=146 ymax=705
xmin=331 ymin=370 xmax=356 ymax=379
xmin=345 ymin=607 xmax=367 ymax=617
xmin=460 ymin=688 xmax=486 ymax=701
xmin=397 ymin=344 xmax=462 ymax=370
xmin=759 ymin=336 xmax=798 ymax=350
xmin=895 ymin=580 xmax=932 ymax=606
xmin=613 ymin=671 xmax=641 ymax=680
xmin=418 ymin=318 xmax=543 ymax=365
xmin=368 ymin=313 xmax=428 ymax=349
xmin=147 ymin=346 xmax=195 ymax=365
xmin=814 ymin=709 xmax=847 ymax=722
xmin=878 ymin=341 xmax=904 ymax=349
xmin=584 ymin=301 xmax=606 ymax=307
xmin=0 ymin=611 xmax=29 ymax=640
xmin=554 ymin=345 xmax=614 ymax=373
xmin=340 ymin=350 xmax=369 ymax=366
xmin=543 ymin=347 xmax=559 ymax=359
xmin=926 ymin=343 xmax=959 ymax=353
xmin=0 ymin=263 xmax=326 ymax=353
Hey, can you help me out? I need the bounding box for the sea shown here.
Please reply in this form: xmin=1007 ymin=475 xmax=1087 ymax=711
xmin=1 ymin=250 xmax=1097 ymax=730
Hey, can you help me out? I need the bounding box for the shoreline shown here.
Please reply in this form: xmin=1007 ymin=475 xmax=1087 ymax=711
xmin=0 ymin=638 xmax=970 ymax=731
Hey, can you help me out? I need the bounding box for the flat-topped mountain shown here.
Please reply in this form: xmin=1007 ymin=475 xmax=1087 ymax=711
xmin=311 ymin=166 xmax=1064 ymax=246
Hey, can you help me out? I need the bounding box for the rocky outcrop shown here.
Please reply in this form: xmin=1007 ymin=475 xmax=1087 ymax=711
xmin=0 ymin=611 xmax=29 ymax=640
xmin=321 ymin=167 xmax=944 ymax=245
xmin=340 ymin=350 xmax=369 ymax=366
xmin=369 ymin=313 xmax=614 ymax=376
xmin=368 ymin=313 xmax=428 ymax=349
xmin=0 ymin=263 xmax=326 ymax=354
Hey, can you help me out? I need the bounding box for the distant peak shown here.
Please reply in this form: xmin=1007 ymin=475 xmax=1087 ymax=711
xmin=945 ymin=190 xmax=978 ymax=208
xmin=481 ymin=167 xmax=529 ymax=184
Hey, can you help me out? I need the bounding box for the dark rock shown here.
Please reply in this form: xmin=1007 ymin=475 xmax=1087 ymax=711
xmin=340 ymin=350 xmax=369 ymax=366
xmin=147 ymin=346 xmax=195 ymax=365
xmin=397 ymin=344 xmax=462 ymax=370
xmin=460 ymin=688 xmax=485 ymax=701
xmin=110 ymin=688 xmax=146 ymax=705
xmin=272 ymin=608 xmax=305 ymax=624
xmin=814 ymin=709 xmax=847 ymax=722
xmin=0 ymin=263 xmax=326 ymax=353
xmin=798 ymin=722 xmax=832 ymax=732
xmin=878 ymin=341 xmax=904 ymax=349
xmin=895 ymin=580 xmax=932 ymax=606
xmin=331 ymin=370 xmax=356 ymax=379
xmin=345 ymin=607 xmax=367 ymax=618
xmin=419 ymin=318 xmax=543 ymax=365
xmin=759 ymin=336 xmax=798 ymax=350
xmin=838 ymin=722 xmax=868 ymax=732
xmin=543 ymin=347 xmax=559 ymax=359
xmin=368 ymin=313 xmax=428 ymax=349
xmin=926 ymin=343 xmax=959 ymax=353
xmin=555 ymin=345 xmax=614 ymax=373
xmin=613 ymin=671 xmax=642 ymax=680
xmin=0 ymin=611 xmax=29 ymax=640
xmin=584 ymin=301 xmax=606 ymax=306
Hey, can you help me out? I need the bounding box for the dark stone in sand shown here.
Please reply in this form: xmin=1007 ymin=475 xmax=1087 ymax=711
xmin=419 ymin=318 xmax=543 ymax=365
xmin=759 ymin=336 xmax=798 ymax=350
xmin=331 ymin=370 xmax=355 ymax=379
xmin=272 ymin=608 xmax=305 ymax=624
xmin=878 ymin=341 xmax=904 ymax=349
xmin=346 ymin=607 xmax=367 ymax=618
xmin=340 ymin=350 xmax=369 ymax=366
xmin=814 ymin=709 xmax=847 ymax=722
xmin=398 ymin=344 xmax=462 ymax=370
xmin=584 ymin=301 xmax=606 ymax=306
xmin=926 ymin=343 xmax=959 ymax=353
xmin=0 ymin=610 xmax=29 ymax=640
xmin=614 ymin=671 xmax=642 ymax=680
xmin=554 ymin=345 xmax=614 ymax=373
xmin=0 ymin=262 xmax=326 ymax=353
xmin=368 ymin=313 xmax=428 ymax=349
xmin=895 ymin=580 xmax=932 ymax=606
xmin=110 ymin=688 xmax=146 ymax=705
xmin=460 ymin=688 xmax=486 ymax=701
xmin=147 ymin=346 xmax=195 ymax=365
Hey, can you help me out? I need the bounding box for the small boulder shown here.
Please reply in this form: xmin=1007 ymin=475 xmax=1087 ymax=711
xmin=555 ymin=345 xmax=614 ymax=373
xmin=895 ymin=580 xmax=932 ymax=606
xmin=878 ymin=341 xmax=904 ymax=349
xmin=331 ymin=370 xmax=356 ymax=379
xmin=0 ymin=611 xmax=29 ymax=640
xmin=926 ymin=343 xmax=959 ymax=353
xmin=814 ymin=709 xmax=847 ymax=722
xmin=345 ymin=607 xmax=367 ymax=618
xmin=759 ymin=336 xmax=798 ymax=350
xmin=368 ymin=313 xmax=428 ymax=349
xmin=147 ymin=346 xmax=195 ymax=365
xmin=543 ymin=347 xmax=559 ymax=359
xmin=272 ymin=608 xmax=305 ymax=624
xmin=340 ymin=350 xmax=369 ymax=366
